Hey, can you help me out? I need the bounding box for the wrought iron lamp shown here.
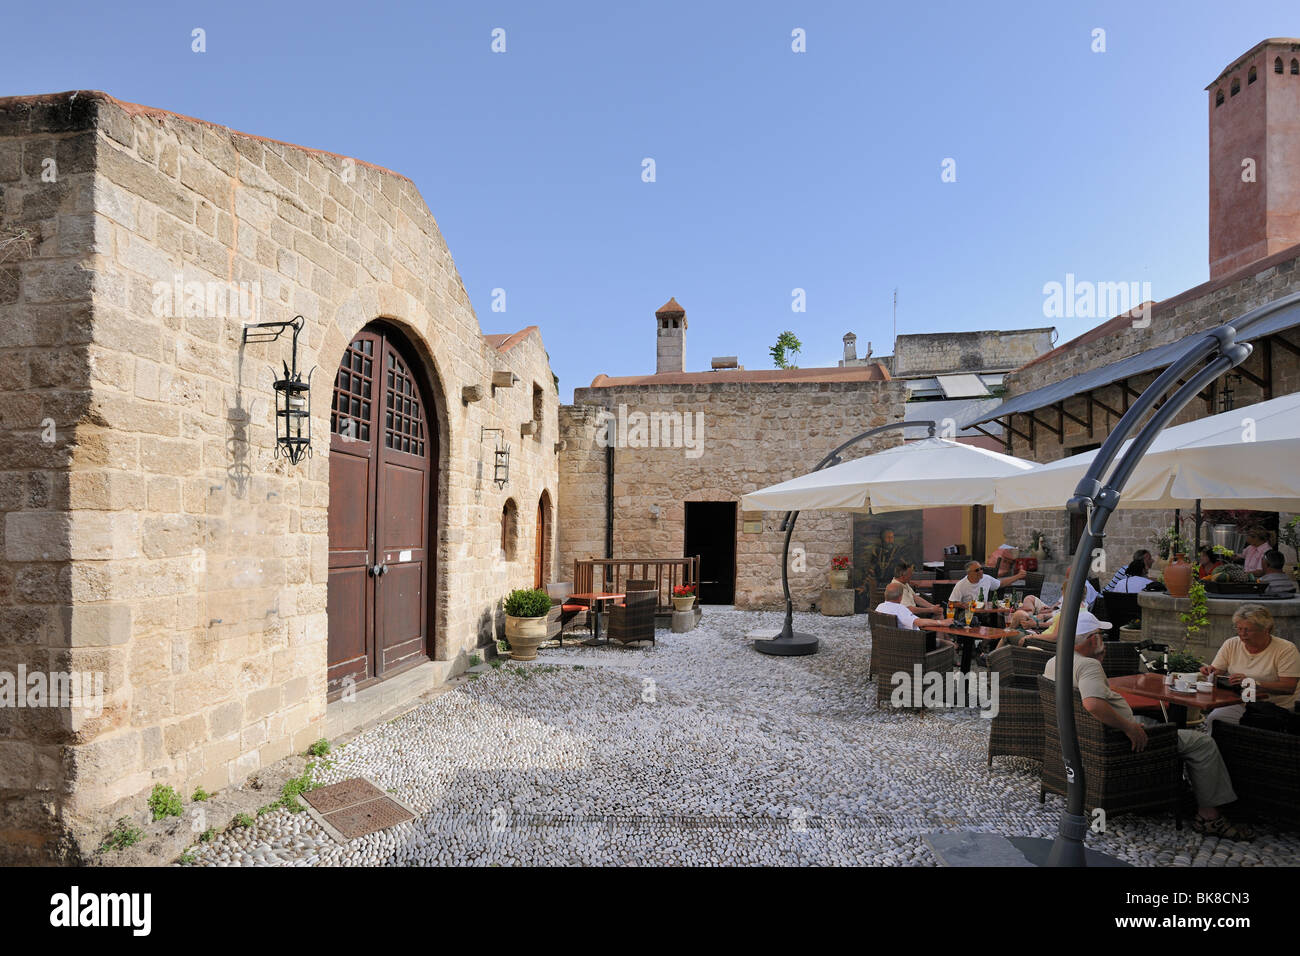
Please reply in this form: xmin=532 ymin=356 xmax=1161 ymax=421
xmin=242 ymin=315 xmax=314 ymax=466
xmin=481 ymin=427 xmax=510 ymax=488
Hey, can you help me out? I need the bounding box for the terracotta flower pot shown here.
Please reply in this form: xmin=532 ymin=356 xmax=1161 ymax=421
xmin=1164 ymin=553 xmax=1193 ymax=598
xmin=829 ymin=569 xmax=850 ymax=590
xmin=672 ymin=595 xmax=696 ymax=612
xmin=505 ymin=614 xmax=548 ymax=661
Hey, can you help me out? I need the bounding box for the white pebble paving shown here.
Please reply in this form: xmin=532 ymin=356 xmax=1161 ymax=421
xmin=180 ymin=610 xmax=1300 ymax=867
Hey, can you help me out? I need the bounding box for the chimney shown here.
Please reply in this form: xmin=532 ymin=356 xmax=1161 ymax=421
xmin=842 ymin=332 xmax=858 ymax=363
xmin=1207 ymin=39 xmax=1300 ymax=279
xmin=655 ymin=297 xmax=686 ymax=373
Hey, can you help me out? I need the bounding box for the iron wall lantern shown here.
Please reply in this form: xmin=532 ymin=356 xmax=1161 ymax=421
xmin=481 ymin=427 xmax=510 ymax=488
xmin=243 ymin=315 xmax=315 ymax=466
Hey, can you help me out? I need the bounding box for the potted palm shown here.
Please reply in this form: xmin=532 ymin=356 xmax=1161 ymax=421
xmin=672 ymin=584 xmax=696 ymax=611
xmin=503 ymin=587 xmax=553 ymax=661
xmin=829 ymin=555 xmax=851 ymax=590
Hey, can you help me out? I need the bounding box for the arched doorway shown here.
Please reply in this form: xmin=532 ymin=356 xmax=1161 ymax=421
xmin=326 ymin=322 xmax=438 ymax=697
xmin=535 ymin=491 xmax=552 ymax=588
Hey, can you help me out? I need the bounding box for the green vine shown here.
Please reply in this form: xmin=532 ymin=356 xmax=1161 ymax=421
xmin=1179 ymin=579 xmax=1209 ymax=641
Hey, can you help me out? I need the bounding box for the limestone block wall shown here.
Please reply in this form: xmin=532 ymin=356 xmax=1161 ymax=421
xmin=892 ymin=328 xmax=1055 ymax=377
xmin=0 ymin=91 xmax=558 ymax=862
xmin=998 ymin=251 xmax=1300 ymax=570
xmin=558 ymin=379 xmax=908 ymax=609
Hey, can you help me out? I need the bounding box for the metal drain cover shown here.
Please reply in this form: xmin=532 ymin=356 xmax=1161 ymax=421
xmin=302 ymin=777 xmax=416 ymax=843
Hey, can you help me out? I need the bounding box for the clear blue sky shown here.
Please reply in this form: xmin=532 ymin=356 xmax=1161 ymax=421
xmin=5 ymin=1 xmax=1296 ymax=400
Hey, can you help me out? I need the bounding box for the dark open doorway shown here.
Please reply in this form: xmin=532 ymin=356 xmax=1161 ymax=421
xmin=684 ymin=501 xmax=736 ymax=605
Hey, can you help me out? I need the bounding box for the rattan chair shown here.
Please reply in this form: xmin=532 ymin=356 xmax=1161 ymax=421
xmin=1212 ymin=719 xmax=1300 ymax=828
xmin=1037 ymin=675 xmax=1182 ymax=824
xmin=1096 ymin=591 xmax=1141 ymax=629
xmin=1020 ymin=571 xmax=1045 ymax=599
xmin=606 ymin=580 xmax=656 ymax=646
xmin=986 ymin=644 xmax=1052 ymax=765
xmin=930 ymin=580 xmax=956 ymax=605
xmin=866 ymin=611 xmax=898 ymax=683
xmin=873 ymin=623 xmax=956 ymax=710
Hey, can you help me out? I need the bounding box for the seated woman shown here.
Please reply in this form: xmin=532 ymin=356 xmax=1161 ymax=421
xmin=1197 ymin=546 xmax=1224 ymax=581
xmin=1200 ymin=604 xmax=1300 ymax=728
xmin=1111 ymin=556 xmax=1157 ymax=593
xmin=1257 ymin=549 xmax=1298 ymax=597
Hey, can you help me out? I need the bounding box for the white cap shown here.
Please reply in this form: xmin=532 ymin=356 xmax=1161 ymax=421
xmin=1070 ymin=609 xmax=1112 ymax=642
xmin=998 ymin=542 xmax=1013 ymax=550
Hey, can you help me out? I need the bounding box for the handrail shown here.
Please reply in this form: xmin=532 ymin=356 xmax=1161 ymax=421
xmin=573 ymin=557 xmax=700 ymax=612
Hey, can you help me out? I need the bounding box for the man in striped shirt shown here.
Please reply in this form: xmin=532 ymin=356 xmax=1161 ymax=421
xmin=1106 ymin=549 xmax=1153 ymax=592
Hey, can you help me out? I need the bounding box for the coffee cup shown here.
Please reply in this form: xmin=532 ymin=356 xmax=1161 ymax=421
xmin=1196 ymin=680 xmax=1214 ymax=693
xmin=1174 ymin=677 xmax=1191 ymax=692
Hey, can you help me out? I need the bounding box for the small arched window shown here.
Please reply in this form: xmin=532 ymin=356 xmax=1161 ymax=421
xmin=1231 ymin=77 xmax=1240 ymax=96
xmin=1275 ymin=57 xmax=1284 ymax=74
xmin=501 ymin=498 xmax=519 ymax=561
xmin=1292 ymin=59 xmax=1299 ymax=75
xmin=1215 ymin=88 xmax=1225 ymax=107
xmin=1248 ymin=66 xmax=1257 ymax=85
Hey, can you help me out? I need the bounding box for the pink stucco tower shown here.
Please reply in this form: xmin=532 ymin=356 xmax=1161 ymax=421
xmin=1208 ymin=39 xmax=1300 ymax=279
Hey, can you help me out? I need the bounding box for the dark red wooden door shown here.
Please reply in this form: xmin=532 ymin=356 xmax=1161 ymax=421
xmin=327 ymin=327 xmax=434 ymax=696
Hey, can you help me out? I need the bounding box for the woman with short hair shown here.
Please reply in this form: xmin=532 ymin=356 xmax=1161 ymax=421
xmin=1200 ymin=604 xmax=1300 ymax=728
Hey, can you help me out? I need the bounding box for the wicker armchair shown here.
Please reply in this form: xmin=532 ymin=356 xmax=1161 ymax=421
xmin=1020 ymin=571 xmax=1045 ymax=599
xmin=1212 ymin=719 xmax=1300 ymax=828
xmin=866 ymin=611 xmax=898 ymax=683
xmin=986 ymin=644 xmax=1051 ymax=765
xmin=873 ymin=623 xmax=956 ymax=710
xmin=1036 ymin=675 xmax=1182 ymax=823
xmin=929 ymin=580 xmax=956 ymax=605
xmin=1096 ymin=591 xmax=1141 ymax=629
xmin=606 ymin=580 xmax=656 ymax=646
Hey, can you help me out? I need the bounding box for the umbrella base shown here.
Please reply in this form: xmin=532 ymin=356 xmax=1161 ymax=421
xmin=750 ymin=629 xmax=819 ymax=656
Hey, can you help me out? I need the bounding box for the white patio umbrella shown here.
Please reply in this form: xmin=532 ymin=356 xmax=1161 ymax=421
xmin=992 ymin=392 xmax=1300 ymax=513
xmin=739 ymin=436 xmax=1037 ymax=514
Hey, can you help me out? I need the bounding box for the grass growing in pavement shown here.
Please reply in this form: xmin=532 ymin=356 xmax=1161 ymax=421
xmin=98 ymin=817 xmax=144 ymax=853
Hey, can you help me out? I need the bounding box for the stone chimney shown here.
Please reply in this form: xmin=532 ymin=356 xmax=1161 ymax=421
xmin=655 ymin=297 xmax=686 ymax=373
xmin=1207 ymin=39 xmax=1300 ymax=279
xmin=842 ymin=332 xmax=858 ymax=363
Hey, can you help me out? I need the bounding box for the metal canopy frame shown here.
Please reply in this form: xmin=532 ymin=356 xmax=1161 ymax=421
xmin=754 ymin=420 xmax=935 ymax=657
xmin=1046 ymin=289 xmax=1300 ymax=866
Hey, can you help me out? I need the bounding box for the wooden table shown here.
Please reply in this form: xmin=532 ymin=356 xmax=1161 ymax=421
xmin=917 ymin=619 xmax=1021 ymax=673
xmin=1107 ymin=673 xmax=1265 ymax=727
xmin=568 ymin=592 xmax=625 ymax=646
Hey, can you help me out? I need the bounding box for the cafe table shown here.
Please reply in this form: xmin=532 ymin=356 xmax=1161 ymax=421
xmin=1107 ymin=673 xmax=1265 ymax=728
xmin=567 ymin=592 xmax=625 ymax=646
xmin=917 ymin=619 xmax=1021 ymax=673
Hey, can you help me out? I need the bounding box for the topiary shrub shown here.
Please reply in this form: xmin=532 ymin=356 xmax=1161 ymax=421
xmin=503 ymin=588 xmax=552 ymax=618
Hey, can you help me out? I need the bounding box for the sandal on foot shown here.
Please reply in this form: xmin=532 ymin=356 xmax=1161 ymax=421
xmin=1192 ymin=815 xmax=1255 ymax=841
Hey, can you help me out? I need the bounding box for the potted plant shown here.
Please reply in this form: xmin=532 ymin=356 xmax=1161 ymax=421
xmin=1025 ymin=532 xmax=1050 ymax=564
xmin=503 ymin=587 xmax=553 ymax=661
xmin=1154 ymin=524 xmax=1191 ymax=569
xmin=829 ymin=555 xmax=851 ymax=590
xmin=672 ymin=584 xmax=696 ymax=611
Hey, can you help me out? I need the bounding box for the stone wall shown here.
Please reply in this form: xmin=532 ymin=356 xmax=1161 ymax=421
xmin=892 ymin=328 xmax=1055 ymax=377
xmin=558 ymin=379 xmax=908 ymax=609
xmin=998 ymin=250 xmax=1300 ymax=572
xmin=0 ymin=91 xmax=559 ymax=862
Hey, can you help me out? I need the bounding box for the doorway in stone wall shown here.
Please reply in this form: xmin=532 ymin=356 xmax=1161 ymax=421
xmin=684 ymin=501 xmax=736 ymax=605
xmin=326 ymin=322 xmax=438 ymax=698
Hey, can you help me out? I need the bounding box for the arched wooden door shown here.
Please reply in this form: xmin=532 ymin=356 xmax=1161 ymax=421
xmin=534 ymin=493 xmax=550 ymax=588
xmin=327 ymin=324 xmax=436 ymax=697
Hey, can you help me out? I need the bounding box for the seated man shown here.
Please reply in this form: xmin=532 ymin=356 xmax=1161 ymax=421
xmin=875 ymin=581 xmax=920 ymax=630
xmin=875 ymin=582 xmax=954 ymax=652
xmin=1257 ymin=549 xmax=1298 ymax=597
xmin=1105 ymin=549 xmax=1152 ymax=592
xmin=949 ymin=560 xmax=1025 ymax=606
xmin=1045 ymin=610 xmax=1252 ymax=840
xmin=889 ymin=561 xmax=940 ymax=617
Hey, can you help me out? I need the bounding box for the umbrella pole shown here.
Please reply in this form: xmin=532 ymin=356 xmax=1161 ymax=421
xmin=1045 ymin=318 xmax=1256 ymax=866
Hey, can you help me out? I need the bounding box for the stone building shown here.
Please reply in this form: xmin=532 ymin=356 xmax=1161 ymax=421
xmin=559 ymin=298 xmax=907 ymax=610
xmin=965 ymin=39 xmax=1300 ymax=575
xmin=0 ymin=91 xmax=559 ymax=862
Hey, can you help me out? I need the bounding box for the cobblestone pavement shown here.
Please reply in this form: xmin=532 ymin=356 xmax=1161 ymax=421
xmin=182 ymin=610 xmax=1300 ymax=866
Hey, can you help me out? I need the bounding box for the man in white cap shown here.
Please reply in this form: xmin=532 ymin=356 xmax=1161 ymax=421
xmin=1043 ymin=609 xmax=1252 ymax=841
